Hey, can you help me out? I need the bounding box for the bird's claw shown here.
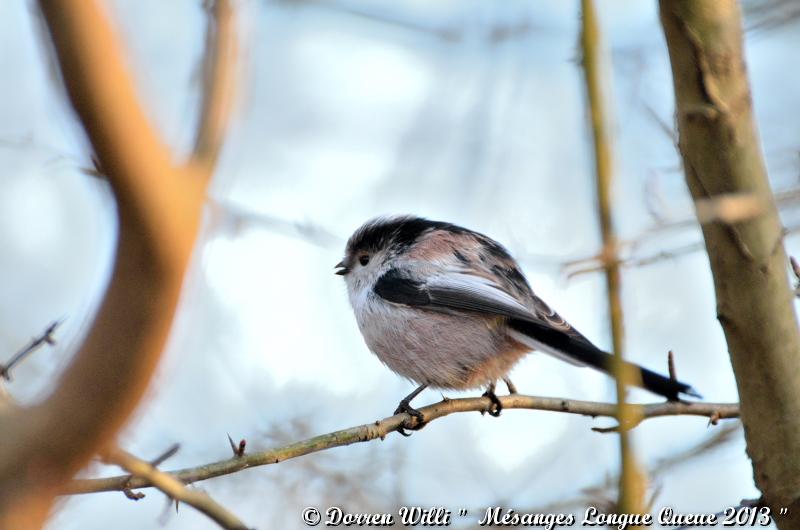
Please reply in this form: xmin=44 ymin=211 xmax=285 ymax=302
xmin=394 ymin=400 xmax=426 ymax=435
xmin=482 ymin=389 xmax=503 ymax=417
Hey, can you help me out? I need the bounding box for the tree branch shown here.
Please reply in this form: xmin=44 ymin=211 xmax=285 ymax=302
xmin=66 ymin=395 xmax=739 ymax=495
xmin=106 ymin=448 xmax=250 ymax=530
xmin=190 ymin=0 xmax=237 ymax=182
xmin=659 ymin=1 xmax=800 ymax=527
xmin=581 ymin=0 xmax=647 ymax=513
xmin=0 ymin=2 xmax=233 ymax=526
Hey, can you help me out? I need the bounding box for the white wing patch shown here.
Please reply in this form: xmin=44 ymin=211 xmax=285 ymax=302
xmin=425 ymin=271 xmax=535 ymax=322
xmin=427 ymin=270 xmax=589 ymax=368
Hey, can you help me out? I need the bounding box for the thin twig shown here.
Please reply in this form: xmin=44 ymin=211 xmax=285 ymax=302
xmin=66 ymin=395 xmax=739 ymax=495
xmin=106 ymin=447 xmax=250 ymax=530
xmin=0 ymin=320 xmax=62 ymax=381
xmin=150 ymin=443 xmax=181 ymax=468
xmin=528 ymin=421 xmax=740 ymax=515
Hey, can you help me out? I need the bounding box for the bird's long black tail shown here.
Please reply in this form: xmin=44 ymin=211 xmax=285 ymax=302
xmin=509 ymin=318 xmax=701 ymax=400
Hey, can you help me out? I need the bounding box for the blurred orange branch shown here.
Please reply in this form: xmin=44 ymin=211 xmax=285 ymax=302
xmin=191 ymin=0 xmax=237 ymax=181
xmin=0 ymin=2 xmax=236 ymax=527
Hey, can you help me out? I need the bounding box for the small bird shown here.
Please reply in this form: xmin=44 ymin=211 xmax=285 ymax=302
xmin=336 ymin=215 xmax=699 ymax=431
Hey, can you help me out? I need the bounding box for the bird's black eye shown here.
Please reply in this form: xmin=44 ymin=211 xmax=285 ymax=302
xmin=358 ymin=254 xmax=370 ymax=266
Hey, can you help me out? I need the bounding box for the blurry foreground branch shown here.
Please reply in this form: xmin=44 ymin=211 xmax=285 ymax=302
xmin=68 ymin=395 xmax=739 ymax=495
xmin=106 ymin=448 xmax=249 ymax=530
xmin=581 ymin=0 xmax=646 ymax=515
xmin=191 ymin=0 xmax=237 ymax=179
xmin=0 ymin=2 xmax=236 ymax=528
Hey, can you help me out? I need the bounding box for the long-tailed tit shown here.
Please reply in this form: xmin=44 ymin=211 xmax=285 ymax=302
xmin=336 ymin=216 xmax=700 ymax=431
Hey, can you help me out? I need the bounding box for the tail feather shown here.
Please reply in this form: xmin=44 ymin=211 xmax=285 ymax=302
xmin=509 ymin=318 xmax=701 ymax=400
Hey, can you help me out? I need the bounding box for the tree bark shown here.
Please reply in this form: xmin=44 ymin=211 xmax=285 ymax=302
xmin=659 ymin=1 xmax=800 ymax=526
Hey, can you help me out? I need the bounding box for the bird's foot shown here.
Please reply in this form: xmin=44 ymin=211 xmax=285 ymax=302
xmin=482 ymin=388 xmax=503 ymax=417
xmin=394 ymin=399 xmax=426 ymax=436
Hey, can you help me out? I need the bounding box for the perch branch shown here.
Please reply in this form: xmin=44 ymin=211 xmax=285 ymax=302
xmin=66 ymin=395 xmax=739 ymax=495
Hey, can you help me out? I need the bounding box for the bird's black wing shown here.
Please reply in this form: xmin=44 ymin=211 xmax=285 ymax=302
xmin=374 ymin=268 xmax=536 ymax=322
xmin=374 ymin=267 xmax=701 ymax=400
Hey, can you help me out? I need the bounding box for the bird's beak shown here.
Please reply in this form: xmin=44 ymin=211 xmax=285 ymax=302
xmin=334 ymin=261 xmax=350 ymax=276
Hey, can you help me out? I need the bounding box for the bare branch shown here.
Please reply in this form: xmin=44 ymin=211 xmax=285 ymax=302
xmin=208 ymin=198 xmax=342 ymax=248
xmin=581 ymin=0 xmax=647 ymax=512
xmin=106 ymin=447 xmax=250 ymax=530
xmin=531 ymin=421 xmax=740 ymax=514
xmin=66 ymin=395 xmax=739 ymax=495
xmin=564 ymin=221 xmax=800 ymax=278
xmin=0 ymin=320 xmax=61 ymax=381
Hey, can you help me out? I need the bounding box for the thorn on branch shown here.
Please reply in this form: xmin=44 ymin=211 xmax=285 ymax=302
xmin=668 ymin=350 xmax=677 ymax=381
xmin=708 ymin=411 xmax=721 ymax=426
xmin=151 ymin=443 xmax=181 ymax=467
xmin=80 ymin=152 xmax=106 ymax=179
xmin=1 ymin=320 xmax=62 ymax=381
xmin=591 ymin=425 xmax=621 ymax=434
xmin=790 ymin=256 xmax=800 ymax=297
xmin=741 ymin=497 xmax=763 ymax=508
xmin=227 ymin=434 xmax=246 ymax=457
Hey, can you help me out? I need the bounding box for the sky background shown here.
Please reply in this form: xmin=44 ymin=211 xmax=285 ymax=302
xmin=1 ymin=1 xmax=799 ymax=528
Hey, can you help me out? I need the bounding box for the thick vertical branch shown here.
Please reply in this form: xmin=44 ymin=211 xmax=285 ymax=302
xmin=0 ymin=2 xmax=234 ymax=527
xmin=659 ymin=1 xmax=800 ymax=526
xmin=580 ymin=0 xmax=646 ymax=515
